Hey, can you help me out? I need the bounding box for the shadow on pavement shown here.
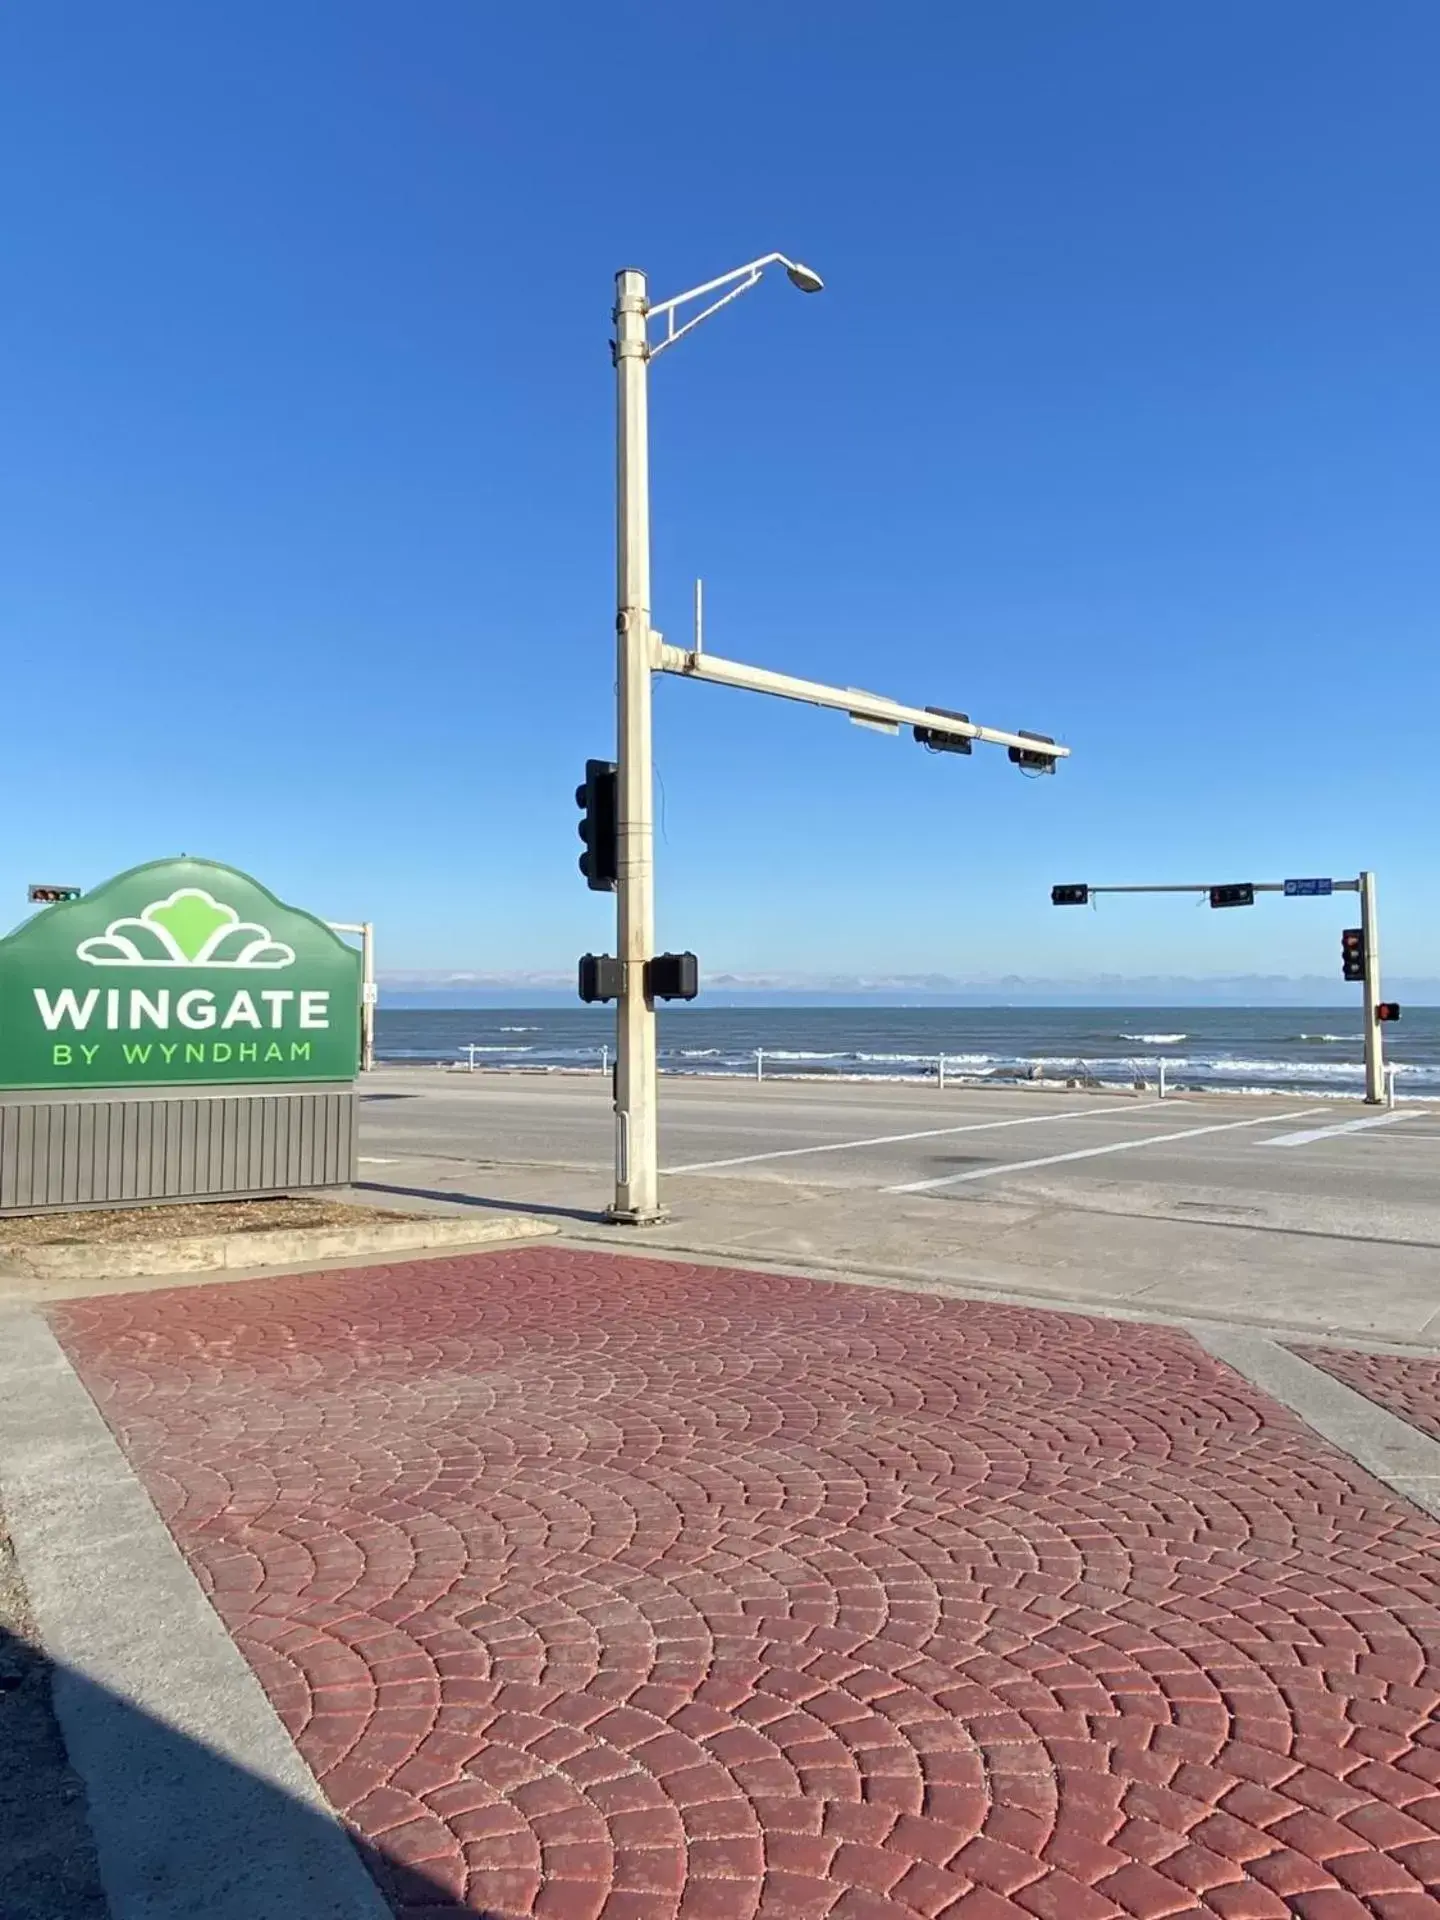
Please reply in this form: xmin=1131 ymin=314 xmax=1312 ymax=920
xmin=356 ymin=1178 xmax=607 ymax=1227
xmin=0 ymin=1621 xmax=488 ymax=1919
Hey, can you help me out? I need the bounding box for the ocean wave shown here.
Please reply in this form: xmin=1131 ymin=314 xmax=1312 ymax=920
xmin=1294 ymin=1033 xmax=1359 ymax=1043
xmin=762 ymin=1049 xmax=849 ymax=1062
xmin=854 ymin=1050 xmax=986 ymax=1066
xmin=497 ymin=1025 xmax=539 ymax=1033
xmin=1195 ymin=1056 xmax=1361 ymax=1079
xmin=1194 ymin=1056 xmax=1440 ymax=1085
xmin=1118 ymin=1032 xmax=1187 ymax=1044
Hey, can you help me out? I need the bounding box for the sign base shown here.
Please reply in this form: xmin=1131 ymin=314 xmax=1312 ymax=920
xmin=0 ymin=1082 xmax=356 ymax=1216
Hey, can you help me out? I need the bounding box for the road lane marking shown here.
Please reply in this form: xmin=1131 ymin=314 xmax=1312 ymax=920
xmin=1259 ymin=1112 xmax=1409 ymax=1148
xmin=665 ymin=1103 xmax=1164 ymax=1175
xmin=358 ymin=1156 xmax=399 ymax=1164
xmin=886 ymin=1107 xmax=1328 ymax=1194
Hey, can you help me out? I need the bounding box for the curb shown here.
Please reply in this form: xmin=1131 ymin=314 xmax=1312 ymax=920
xmin=0 ymin=1307 xmax=392 ymax=1919
xmin=1195 ymin=1327 xmax=1440 ymax=1520
xmin=0 ymin=1208 xmax=558 ymax=1280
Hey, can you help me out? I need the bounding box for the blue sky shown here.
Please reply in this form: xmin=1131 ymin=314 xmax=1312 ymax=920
xmin=3 ymin=3 xmax=1437 ymax=989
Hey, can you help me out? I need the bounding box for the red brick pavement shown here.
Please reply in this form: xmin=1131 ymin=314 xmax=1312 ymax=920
xmin=1293 ymin=1345 xmax=1440 ymax=1447
xmin=50 ymin=1248 xmax=1440 ymax=1920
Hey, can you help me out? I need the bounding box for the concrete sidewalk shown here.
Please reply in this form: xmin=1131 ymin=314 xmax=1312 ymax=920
xmin=6 ymin=1244 xmax=1440 ymax=1917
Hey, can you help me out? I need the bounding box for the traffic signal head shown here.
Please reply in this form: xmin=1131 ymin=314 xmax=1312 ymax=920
xmin=1376 ymin=1002 xmax=1401 ymax=1023
xmin=577 ymin=953 xmax=624 ymax=1003
xmin=913 ymin=707 xmax=973 ymax=755
xmin=1007 ymin=729 xmax=1057 ymax=775
xmin=646 ymin=952 xmax=699 ymax=1002
xmin=28 ymin=884 xmax=82 ymax=904
xmin=576 ymin=759 xmax=619 ymax=891
xmin=1051 ymin=884 xmax=1089 ymax=907
xmin=1341 ymin=927 xmax=1366 ymax=982
xmin=1209 ymin=884 xmax=1255 ymax=909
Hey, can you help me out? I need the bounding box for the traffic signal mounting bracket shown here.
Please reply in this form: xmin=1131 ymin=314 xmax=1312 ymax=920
xmin=1008 ymin=730 xmax=1057 ymax=775
xmin=913 ymin=707 xmax=973 ymax=755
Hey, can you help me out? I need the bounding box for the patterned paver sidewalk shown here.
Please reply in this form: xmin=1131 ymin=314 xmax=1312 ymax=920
xmin=52 ymin=1249 xmax=1440 ymax=1919
xmin=1293 ymin=1346 xmax=1440 ymax=1447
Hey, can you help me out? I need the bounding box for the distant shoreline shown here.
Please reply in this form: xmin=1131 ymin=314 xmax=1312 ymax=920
xmin=377 ymin=997 xmax=1440 ymax=1011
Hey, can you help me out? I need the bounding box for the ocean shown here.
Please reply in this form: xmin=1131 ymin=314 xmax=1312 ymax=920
xmin=374 ymin=1005 xmax=1440 ymax=1099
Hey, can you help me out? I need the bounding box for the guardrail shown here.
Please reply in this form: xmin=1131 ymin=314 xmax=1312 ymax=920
xmin=450 ymin=1045 xmax=1178 ymax=1093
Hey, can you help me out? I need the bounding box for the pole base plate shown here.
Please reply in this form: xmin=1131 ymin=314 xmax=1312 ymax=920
xmin=604 ymin=1205 xmax=670 ymax=1227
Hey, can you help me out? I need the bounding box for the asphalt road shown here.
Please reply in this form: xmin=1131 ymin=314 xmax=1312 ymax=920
xmin=361 ymin=1068 xmax=1440 ymax=1217
xmin=356 ymin=1069 xmax=1440 ymax=1346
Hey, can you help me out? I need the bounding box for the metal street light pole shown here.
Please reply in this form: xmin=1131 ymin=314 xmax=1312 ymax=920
xmin=360 ymin=919 xmax=375 ymax=1073
xmin=607 ymin=254 xmax=828 ymax=1223
xmin=327 ymin=919 xmax=377 ymax=1072
xmin=611 ymin=268 xmax=661 ymax=1222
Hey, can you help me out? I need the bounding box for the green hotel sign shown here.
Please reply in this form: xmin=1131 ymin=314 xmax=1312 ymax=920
xmin=0 ymin=857 xmax=361 ymax=1091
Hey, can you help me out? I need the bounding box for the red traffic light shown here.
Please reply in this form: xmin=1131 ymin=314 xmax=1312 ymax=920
xmin=1376 ymin=1002 xmax=1401 ymax=1023
xmin=1341 ymin=927 xmax=1366 ymax=982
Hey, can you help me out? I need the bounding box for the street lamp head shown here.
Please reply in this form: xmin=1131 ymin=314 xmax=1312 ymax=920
xmin=784 ymin=260 xmax=825 ymax=294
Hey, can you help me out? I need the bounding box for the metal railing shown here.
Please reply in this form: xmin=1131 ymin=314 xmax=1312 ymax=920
xmin=448 ymin=1045 xmax=1184 ymax=1093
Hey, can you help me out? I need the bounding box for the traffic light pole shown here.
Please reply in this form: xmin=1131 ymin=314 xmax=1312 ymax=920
xmin=648 ymin=645 xmax=1074 ymax=753
xmin=1360 ymin=868 xmax=1384 ymax=1105
xmin=1053 ymin=873 xmax=1387 ymax=1105
xmin=611 ymin=268 xmax=662 ymax=1223
xmin=604 ymin=257 xmax=1071 ymax=1225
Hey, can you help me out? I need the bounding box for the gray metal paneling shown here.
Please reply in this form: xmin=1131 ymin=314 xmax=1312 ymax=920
xmin=0 ymin=1085 xmax=355 ymax=1214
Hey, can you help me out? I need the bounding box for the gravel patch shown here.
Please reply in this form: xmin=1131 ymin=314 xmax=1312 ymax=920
xmin=0 ymin=1196 xmax=395 ymax=1247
